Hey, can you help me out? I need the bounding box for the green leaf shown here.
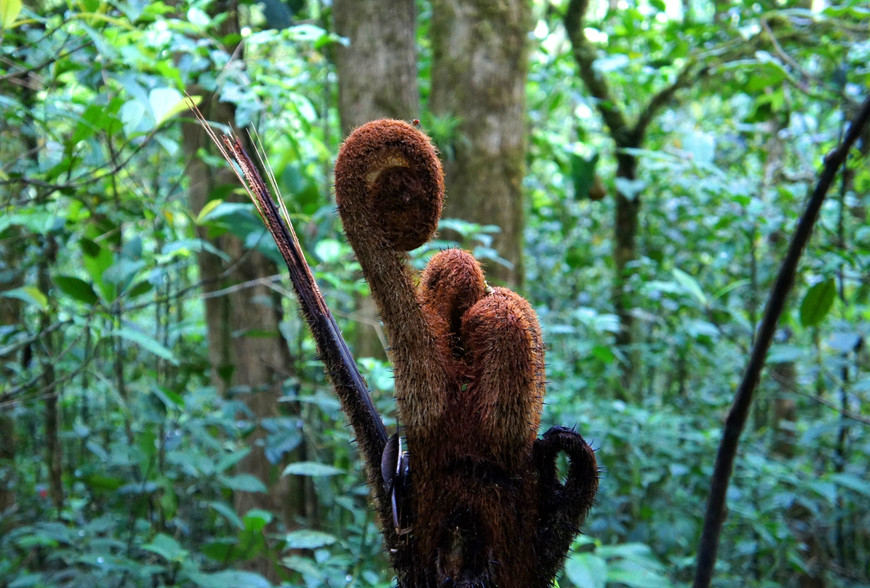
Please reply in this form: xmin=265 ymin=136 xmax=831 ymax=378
xmin=1 ymin=286 xmax=48 ymax=311
xmin=219 ymin=473 xmax=267 ymax=493
xmin=195 ymin=199 xmax=225 ymax=224
xmin=314 ymin=238 xmax=344 ymax=263
xmin=53 ymin=275 xmax=99 ymax=305
xmin=569 ymin=152 xmax=598 ymax=200
xmin=282 ymin=461 xmax=345 ymax=477
xmin=202 ymin=539 xmax=238 ymax=562
xmin=81 ymin=474 xmax=125 ymax=492
xmin=672 ymin=268 xmax=707 ymax=306
xmin=126 ymin=279 xmax=154 ymax=299
xmin=607 ymin=566 xmax=673 ymax=588
xmin=800 ymin=278 xmax=836 ymax=327
xmin=243 ymin=509 xmax=273 ymax=532
xmin=216 ymin=448 xmax=252 ymax=473
xmin=1 ymin=0 xmax=22 ymax=28
xmin=143 ymin=533 xmax=188 ymax=562
xmin=186 ymin=6 xmax=211 ymax=27
xmin=284 ymin=529 xmax=337 ymax=550
xmin=149 ymin=87 xmax=185 ymax=128
xmin=80 ymin=238 xmax=115 ymax=301
xmin=186 ymin=570 xmax=271 ymax=588
xmin=564 ymin=552 xmax=608 ymax=588
xmin=116 ymin=326 xmax=179 ymax=365
xmin=121 ymin=98 xmax=150 ymax=136
xmin=198 ymin=201 xmax=257 ymax=222
xmin=151 ymin=385 xmax=185 ymax=409
xmin=830 ymin=473 xmax=870 ymax=498
xmin=597 ymin=542 xmax=658 ymax=560
xmin=208 ymin=501 xmax=244 ymax=530
xmin=71 ymin=103 xmax=120 ymax=144
xmin=591 ymin=344 xmax=616 ymax=364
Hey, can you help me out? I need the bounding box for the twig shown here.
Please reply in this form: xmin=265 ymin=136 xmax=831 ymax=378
xmin=692 ymin=93 xmax=870 ymax=588
xmin=769 ymin=370 xmax=870 ymax=427
xmin=564 ymin=0 xmax=631 ymax=142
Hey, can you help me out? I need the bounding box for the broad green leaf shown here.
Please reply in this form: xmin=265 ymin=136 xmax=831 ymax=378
xmin=161 ymin=238 xmax=230 ymax=261
xmin=712 ymin=279 xmax=750 ymax=300
xmin=672 ymin=268 xmax=707 ymax=306
xmin=607 ymin=566 xmax=674 ymax=588
xmin=195 ymin=199 xmax=225 ymax=224
xmin=186 ymin=6 xmax=210 ymax=27
xmin=219 ymin=473 xmax=267 ymax=493
xmin=71 ymin=103 xmax=120 ymax=144
xmin=81 ymin=238 xmax=114 ymax=301
xmin=151 ymin=385 xmax=185 ymax=409
xmin=680 ymin=131 xmax=715 ymax=166
xmin=281 ymin=554 xmax=322 ymax=578
xmin=1 ymin=0 xmax=22 ymax=28
xmin=126 ymin=279 xmax=153 ymax=299
xmin=103 ymin=258 xmax=146 ymax=287
xmin=284 ymin=529 xmax=337 ymax=550
xmin=282 ymin=461 xmax=345 ymax=477
xmin=799 ymin=278 xmax=836 ymax=327
xmin=597 ymin=542 xmax=658 ymax=560
xmin=0 ymin=211 xmax=61 ymax=234
xmin=830 ymin=473 xmax=870 ymax=498
xmin=314 ymin=238 xmax=343 ymax=263
xmin=202 ymin=539 xmax=237 ymax=562
xmin=208 ymin=501 xmax=244 ymax=530
xmin=216 ymin=448 xmax=252 ymax=473
xmin=243 ymin=509 xmax=273 ymax=532
xmin=149 ymin=87 xmax=185 ymax=128
xmin=568 ymin=152 xmax=598 ymax=200
xmin=614 ymin=177 xmax=646 ymax=199
xmin=197 ymin=201 xmax=258 ymax=223
xmin=81 ymin=474 xmax=124 ymax=492
xmin=1 ymin=286 xmax=48 ymax=311
xmin=121 ymin=98 xmax=150 ymax=136
xmin=564 ymin=552 xmax=608 ymax=588
xmin=767 ymin=344 xmax=804 ymax=364
xmin=143 ymin=533 xmax=188 ymax=562
xmin=53 ymin=275 xmax=99 ymax=305
xmin=116 ymin=326 xmax=179 ymax=365
xmin=186 ymin=570 xmax=271 ymax=588
xmin=591 ymin=344 xmax=616 ymax=364
xmin=828 ymin=332 xmax=861 ymax=353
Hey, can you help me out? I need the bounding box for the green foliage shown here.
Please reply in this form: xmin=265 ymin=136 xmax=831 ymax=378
xmin=1 ymin=0 xmax=868 ymax=586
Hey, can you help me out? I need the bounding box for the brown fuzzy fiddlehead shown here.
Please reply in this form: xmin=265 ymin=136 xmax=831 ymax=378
xmin=335 ymin=119 xmax=598 ymax=587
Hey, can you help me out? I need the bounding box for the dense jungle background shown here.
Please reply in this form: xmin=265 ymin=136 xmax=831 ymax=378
xmin=1 ymin=0 xmax=868 ymax=586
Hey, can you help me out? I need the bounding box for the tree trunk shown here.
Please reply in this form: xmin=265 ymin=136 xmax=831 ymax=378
xmin=333 ymin=0 xmax=419 ymax=359
xmin=183 ymin=96 xmax=297 ymax=579
xmin=0 ymin=236 xmax=23 ymax=522
xmin=613 ymin=146 xmax=640 ymax=354
xmin=37 ymin=236 xmax=63 ymax=513
xmin=430 ymin=0 xmax=532 ymax=287
xmin=181 ymin=4 xmax=300 ymax=579
xmin=334 ymin=0 xmax=418 ymax=135
xmin=565 ymin=0 xmax=701 ymax=394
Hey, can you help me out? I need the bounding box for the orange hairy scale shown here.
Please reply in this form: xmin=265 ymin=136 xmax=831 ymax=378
xmin=419 ymin=249 xmax=487 ymax=359
xmin=335 ymin=120 xmax=443 ymax=252
xmin=334 ymin=119 xmax=598 ymax=588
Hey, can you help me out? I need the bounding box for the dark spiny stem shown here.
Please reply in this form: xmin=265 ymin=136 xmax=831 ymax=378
xmin=693 ymin=94 xmax=870 ymax=588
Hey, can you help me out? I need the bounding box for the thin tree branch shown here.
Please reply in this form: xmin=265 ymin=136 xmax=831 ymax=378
xmin=564 ymin=0 xmax=631 ymax=143
xmin=634 ymin=61 xmax=704 ymax=141
xmin=769 ymin=370 xmax=870 ymax=427
xmin=693 ymin=93 xmax=870 ymax=588
xmin=0 ymin=41 xmax=91 ymax=84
